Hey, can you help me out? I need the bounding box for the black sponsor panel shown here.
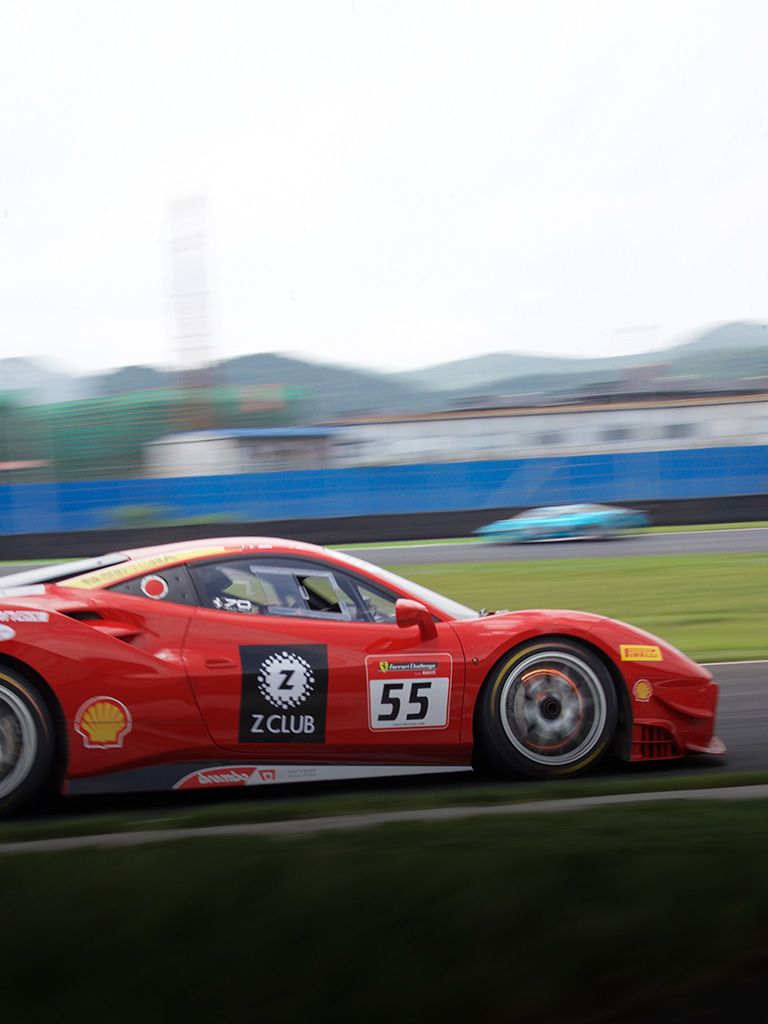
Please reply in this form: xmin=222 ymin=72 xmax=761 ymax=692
xmin=239 ymin=644 xmax=328 ymax=744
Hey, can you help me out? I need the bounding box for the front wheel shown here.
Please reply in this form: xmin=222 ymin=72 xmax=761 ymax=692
xmin=475 ymin=640 xmax=617 ymax=779
xmin=0 ymin=668 xmax=56 ymax=815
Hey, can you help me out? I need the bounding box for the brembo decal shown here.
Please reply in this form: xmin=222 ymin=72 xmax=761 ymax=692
xmin=175 ymin=766 xmax=271 ymax=789
xmin=172 ymin=764 xmax=469 ymax=791
xmin=239 ymin=645 xmax=328 ymax=743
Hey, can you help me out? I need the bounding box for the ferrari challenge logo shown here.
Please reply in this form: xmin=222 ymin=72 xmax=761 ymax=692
xmin=379 ymin=661 xmax=390 ymax=673
xmin=620 ymin=644 xmax=663 ymax=663
xmin=74 ymin=697 xmax=133 ymax=749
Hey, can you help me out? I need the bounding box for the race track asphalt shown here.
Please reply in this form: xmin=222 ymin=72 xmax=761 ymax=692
xmin=707 ymin=660 xmax=768 ymax=773
xmin=1 ymin=528 xmax=767 ymax=578
xmin=341 ymin=526 xmax=768 ymax=566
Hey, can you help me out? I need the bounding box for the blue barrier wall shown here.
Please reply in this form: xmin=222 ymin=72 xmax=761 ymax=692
xmin=1 ymin=445 xmax=766 ymax=535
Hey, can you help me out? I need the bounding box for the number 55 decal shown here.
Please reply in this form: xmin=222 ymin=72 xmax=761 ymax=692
xmin=367 ymin=656 xmax=452 ymax=730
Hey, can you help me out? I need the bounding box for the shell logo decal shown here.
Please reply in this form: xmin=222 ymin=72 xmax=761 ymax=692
xmin=633 ymin=679 xmax=653 ymax=703
xmin=74 ymin=697 xmax=133 ymax=749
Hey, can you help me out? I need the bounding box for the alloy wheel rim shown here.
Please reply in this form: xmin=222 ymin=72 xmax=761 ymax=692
xmin=500 ymin=651 xmax=607 ymax=767
xmin=0 ymin=685 xmax=38 ymax=800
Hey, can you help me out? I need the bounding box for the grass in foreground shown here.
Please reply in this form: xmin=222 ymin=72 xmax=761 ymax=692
xmin=3 ymin=768 xmax=767 ymax=845
xmin=5 ymin=800 xmax=768 ymax=1023
xmin=396 ymin=552 xmax=768 ymax=662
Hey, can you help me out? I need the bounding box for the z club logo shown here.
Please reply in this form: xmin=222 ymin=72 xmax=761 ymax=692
xmin=239 ymin=645 xmax=328 ymax=743
xmin=258 ymin=651 xmax=315 ymax=709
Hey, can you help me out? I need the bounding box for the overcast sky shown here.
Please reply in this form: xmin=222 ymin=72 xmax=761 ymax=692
xmin=1 ymin=0 xmax=767 ymax=375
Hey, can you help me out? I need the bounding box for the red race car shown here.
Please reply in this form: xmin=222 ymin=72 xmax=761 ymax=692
xmin=0 ymin=537 xmax=725 ymax=813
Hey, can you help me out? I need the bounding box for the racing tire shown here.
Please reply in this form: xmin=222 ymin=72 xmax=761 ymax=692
xmin=475 ymin=639 xmax=618 ymax=779
xmin=0 ymin=668 xmax=56 ymax=815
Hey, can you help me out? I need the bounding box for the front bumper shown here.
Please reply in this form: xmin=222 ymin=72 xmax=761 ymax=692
xmin=629 ymin=675 xmax=726 ymax=762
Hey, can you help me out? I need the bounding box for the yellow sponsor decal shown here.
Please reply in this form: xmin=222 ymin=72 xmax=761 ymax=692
xmin=620 ymin=644 xmax=663 ymax=663
xmin=633 ymin=679 xmax=653 ymax=702
xmin=74 ymin=696 xmax=132 ymax=749
xmin=379 ymin=661 xmax=389 ymax=673
xmin=64 ymin=547 xmax=227 ymax=588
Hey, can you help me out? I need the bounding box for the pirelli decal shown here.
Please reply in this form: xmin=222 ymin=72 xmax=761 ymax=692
xmin=620 ymin=644 xmax=663 ymax=663
xmin=64 ymin=548 xmax=227 ymax=588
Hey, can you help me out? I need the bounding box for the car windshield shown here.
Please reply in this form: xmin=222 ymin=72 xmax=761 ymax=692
xmin=332 ymin=551 xmax=478 ymax=620
xmin=0 ymin=554 xmax=130 ymax=589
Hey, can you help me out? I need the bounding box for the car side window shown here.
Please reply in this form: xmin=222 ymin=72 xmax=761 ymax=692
xmin=191 ymin=559 xmax=358 ymax=621
xmin=351 ymin=580 xmax=398 ymax=623
xmin=108 ymin=565 xmax=199 ymax=606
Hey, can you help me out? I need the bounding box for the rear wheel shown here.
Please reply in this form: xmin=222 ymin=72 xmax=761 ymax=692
xmin=0 ymin=668 xmax=55 ymax=815
xmin=475 ymin=640 xmax=617 ymax=779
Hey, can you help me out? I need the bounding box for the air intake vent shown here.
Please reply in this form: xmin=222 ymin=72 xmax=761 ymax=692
xmin=632 ymin=724 xmax=677 ymax=761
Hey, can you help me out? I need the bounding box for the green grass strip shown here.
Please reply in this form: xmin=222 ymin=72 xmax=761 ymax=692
xmin=4 ymin=800 xmax=768 ymax=1022
xmin=395 ymin=552 xmax=768 ymax=662
xmin=644 ymin=520 xmax=768 ymax=533
xmin=5 ymin=769 xmax=768 ymax=845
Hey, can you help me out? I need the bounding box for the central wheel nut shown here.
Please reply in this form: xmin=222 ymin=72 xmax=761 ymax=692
xmin=541 ymin=698 xmax=561 ymax=720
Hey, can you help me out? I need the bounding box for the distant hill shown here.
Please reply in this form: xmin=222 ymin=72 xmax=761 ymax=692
xmin=73 ymin=352 xmax=440 ymax=419
xmin=391 ymin=320 xmax=768 ymax=394
xmin=661 ymin=345 xmax=768 ymax=383
xmin=394 ymin=351 xmax=625 ymax=393
xmin=0 ymin=357 xmax=84 ymax=404
xmin=90 ymin=365 xmax=170 ymax=396
xmin=2 ymin=320 xmax=766 ymax=419
xmin=664 ymin=321 xmax=768 ymax=356
xmin=208 ymin=352 xmax=437 ymax=419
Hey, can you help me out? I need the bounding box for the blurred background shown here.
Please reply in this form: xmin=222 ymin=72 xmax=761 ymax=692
xmin=1 ymin=0 xmax=767 ymax=542
xmin=4 ymin=8 xmax=768 ymax=1021
xmin=1 ymin=318 xmax=767 ymax=538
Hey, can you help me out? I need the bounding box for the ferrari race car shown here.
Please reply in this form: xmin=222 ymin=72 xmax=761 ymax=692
xmin=0 ymin=537 xmax=724 ymax=813
xmin=475 ymin=503 xmax=650 ymax=543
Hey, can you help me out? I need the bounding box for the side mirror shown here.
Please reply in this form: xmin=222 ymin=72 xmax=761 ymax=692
xmin=395 ymin=599 xmax=438 ymax=641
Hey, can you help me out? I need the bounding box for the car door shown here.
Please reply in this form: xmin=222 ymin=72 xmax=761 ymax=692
xmin=181 ymin=554 xmax=466 ymax=763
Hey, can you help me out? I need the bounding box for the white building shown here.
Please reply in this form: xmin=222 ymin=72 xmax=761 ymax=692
xmin=145 ymin=427 xmax=342 ymax=477
xmin=329 ymin=391 xmax=768 ymax=466
xmin=144 ymin=392 xmax=768 ymax=475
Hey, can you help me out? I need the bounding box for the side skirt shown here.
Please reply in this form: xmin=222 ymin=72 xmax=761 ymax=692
xmin=65 ymin=762 xmax=474 ymax=796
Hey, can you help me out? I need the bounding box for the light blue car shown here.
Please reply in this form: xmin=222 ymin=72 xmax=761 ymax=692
xmin=474 ymin=503 xmax=650 ymax=543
